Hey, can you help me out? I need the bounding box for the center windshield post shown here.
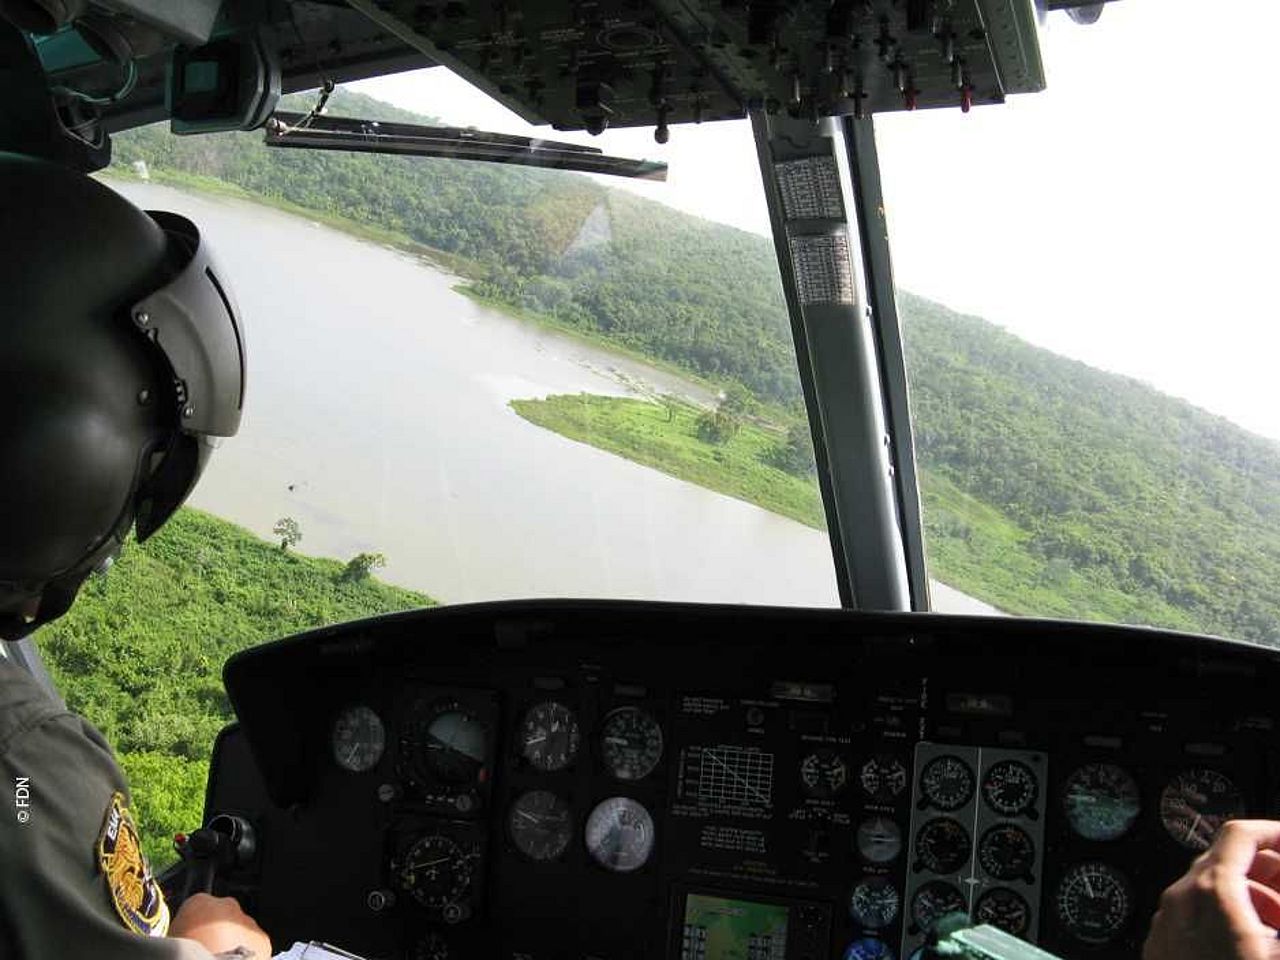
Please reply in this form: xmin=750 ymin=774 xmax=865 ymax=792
xmin=750 ymin=107 xmax=920 ymax=612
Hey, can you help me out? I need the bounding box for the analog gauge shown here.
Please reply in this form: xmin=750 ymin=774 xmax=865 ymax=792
xmin=519 ymin=701 xmax=581 ymax=772
xmin=860 ymin=756 xmax=908 ymax=802
xmin=599 ymin=707 xmax=664 ymax=781
xmin=508 ymin=790 xmax=573 ymax=861
xmin=914 ymin=817 xmax=971 ymax=874
xmin=331 ymin=705 xmax=385 ymax=773
xmin=844 ymin=937 xmax=896 ymax=960
xmin=1056 ymin=862 xmax=1132 ymax=944
xmin=396 ymin=834 xmax=473 ymax=909
xmin=856 ymin=816 xmax=903 ymax=864
xmin=401 ymin=699 xmax=489 ymax=786
xmin=978 ymin=824 xmax=1036 ymax=881
xmin=919 ymin=755 xmax=975 ymax=811
xmin=585 ymin=796 xmax=655 ymax=872
xmin=910 ymin=880 xmax=966 ymax=934
xmin=982 ymin=760 xmax=1038 ymax=817
xmin=1063 ymin=763 xmax=1141 ymax=842
xmin=974 ymin=888 xmax=1031 ymax=938
xmin=849 ymin=877 xmax=900 ymax=929
xmin=800 ymin=749 xmax=849 ymax=799
xmin=1160 ymin=768 xmax=1244 ymax=851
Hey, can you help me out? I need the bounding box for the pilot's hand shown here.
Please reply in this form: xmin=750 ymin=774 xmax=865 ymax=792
xmin=1143 ymin=820 xmax=1280 ymax=960
xmin=169 ymin=893 xmax=273 ymax=959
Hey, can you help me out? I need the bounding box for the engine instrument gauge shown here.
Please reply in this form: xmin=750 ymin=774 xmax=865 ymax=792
xmin=1159 ymin=768 xmax=1244 ymax=851
xmin=982 ymin=760 xmax=1038 ymax=817
xmin=585 ymin=796 xmax=655 ymax=872
xmin=508 ymin=789 xmax=573 ymax=861
xmin=1056 ymin=862 xmax=1132 ymax=944
xmin=599 ymin=707 xmax=664 ymax=781
xmin=919 ymin=755 xmax=975 ymax=811
xmin=860 ymin=756 xmax=908 ymax=802
xmin=914 ymin=817 xmax=971 ymax=874
xmin=397 ymin=834 xmax=473 ymax=909
xmin=977 ymin=824 xmax=1036 ymax=881
xmin=974 ymin=888 xmax=1031 ymax=937
xmin=910 ymin=880 xmax=966 ymax=934
xmin=331 ymin=705 xmax=385 ymax=773
xmin=519 ymin=701 xmax=581 ymax=772
xmin=800 ymin=749 xmax=849 ymax=798
xmin=413 ymin=932 xmax=450 ymax=960
xmin=844 ymin=937 xmax=895 ymax=960
xmin=849 ymin=876 xmax=900 ymax=929
xmin=856 ymin=815 xmax=902 ymax=863
xmin=1062 ymin=763 xmax=1140 ymax=841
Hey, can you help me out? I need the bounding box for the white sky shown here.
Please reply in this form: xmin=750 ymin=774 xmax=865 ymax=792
xmin=354 ymin=0 xmax=1280 ymax=443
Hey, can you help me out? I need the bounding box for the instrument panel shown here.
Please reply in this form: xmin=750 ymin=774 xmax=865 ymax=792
xmin=206 ymin=601 xmax=1280 ymax=959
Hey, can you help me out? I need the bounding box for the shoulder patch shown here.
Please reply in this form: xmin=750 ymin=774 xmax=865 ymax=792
xmin=96 ymin=791 xmax=170 ymax=937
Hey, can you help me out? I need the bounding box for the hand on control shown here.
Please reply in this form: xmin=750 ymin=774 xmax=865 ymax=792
xmin=1144 ymin=820 xmax=1280 ymax=960
xmin=169 ymin=893 xmax=273 ymax=959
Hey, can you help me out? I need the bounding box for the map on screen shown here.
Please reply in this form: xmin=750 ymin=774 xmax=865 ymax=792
xmin=681 ymin=893 xmax=789 ymax=960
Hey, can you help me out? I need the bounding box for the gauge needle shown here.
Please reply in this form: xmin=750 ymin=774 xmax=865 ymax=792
xmin=1186 ymin=814 xmax=1202 ymax=842
xmin=525 ymin=735 xmax=547 ymax=745
xmin=516 ymin=811 xmax=543 ymax=824
xmin=408 ymin=856 xmax=452 ymax=871
xmin=1083 ymin=874 xmax=1096 ymax=898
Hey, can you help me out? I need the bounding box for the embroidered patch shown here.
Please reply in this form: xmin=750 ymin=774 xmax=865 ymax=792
xmin=96 ymin=791 xmax=170 ymax=937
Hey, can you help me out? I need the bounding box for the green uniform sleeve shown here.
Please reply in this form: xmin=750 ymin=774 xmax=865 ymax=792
xmin=0 ymin=661 xmax=215 ymax=960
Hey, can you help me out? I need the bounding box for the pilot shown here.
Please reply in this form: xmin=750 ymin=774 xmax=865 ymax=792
xmin=1143 ymin=820 xmax=1280 ymax=960
xmin=0 ymin=152 xmax=270 ymax=959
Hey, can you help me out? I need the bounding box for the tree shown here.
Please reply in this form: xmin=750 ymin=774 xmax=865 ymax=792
xmin=764 ymin=421 xmax=817 ymax=477
xmin=273 ymin=517 xmax=302 ymax=552
xmin=340 ymin=552 xmax=386 ymax=583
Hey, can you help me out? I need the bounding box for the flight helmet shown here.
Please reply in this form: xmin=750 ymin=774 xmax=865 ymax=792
xmin=0 ymin=152 xmax=245 ymax=638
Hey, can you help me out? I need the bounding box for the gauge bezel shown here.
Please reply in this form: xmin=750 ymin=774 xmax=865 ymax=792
xmin=507 ymin=789 xmax=574 ymax=862
xmin=919 ymin=755 xmax=976 ymax=812
xmin=517 ymin=700 xmax=582 ymax=773
xmin=598 ymin=706 xmax=665 ymax=782
xmin=1062 ymin=762 xmax=1141 ymax=842
xmin=330 ymin=704 xmax=386 ymax=773
xmin=584 ymin=795 xmax=656 ymax=872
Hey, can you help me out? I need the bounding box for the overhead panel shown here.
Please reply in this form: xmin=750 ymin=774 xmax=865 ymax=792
xmin=346 ymin=0 xmax=1046 ymax=136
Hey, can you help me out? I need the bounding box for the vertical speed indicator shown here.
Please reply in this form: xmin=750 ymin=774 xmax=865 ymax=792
xmin=599 ymin=707 xmax=664 ymax=781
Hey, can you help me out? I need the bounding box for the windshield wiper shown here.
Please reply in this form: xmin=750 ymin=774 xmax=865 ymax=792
xmin=264 ymin=112 xmax=667 ymax=181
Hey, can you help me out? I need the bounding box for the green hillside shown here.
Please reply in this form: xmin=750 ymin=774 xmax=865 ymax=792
xmin=105 ymin=88 xmax=1280 ymax=645
xmin=38 ymin=508 xmax=434 ymax=864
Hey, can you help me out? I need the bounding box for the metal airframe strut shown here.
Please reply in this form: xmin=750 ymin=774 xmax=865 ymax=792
xmin=750 ymin=107 xmax=928 ymax=611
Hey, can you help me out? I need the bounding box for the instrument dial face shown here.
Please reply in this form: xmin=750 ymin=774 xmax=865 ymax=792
xmin=977 ymin=824 xmax=1036 ymax=881
xmin=519 ymin=701 xmax=581 ymax=772
xmin=849 ymin=876 xmax=900 ymax=929
xmin=1159 ymin=768 xmax=1244 ymax=851
xmin=919 ymin=756 xmax=975 ymax=811
xmin=910 ymin=880 xmax=966 ymax=934
xmin=1063 ymin=763 xmax=1141 ymax=841
xmin=800 ymin=749 xmax=849 ymax=798
xmin=599 ymin=707 xmax=664 ymax=781
xmin=974 ymin=888 xmax=1031 ymax=938
xmin=1056 ymin=862 xmax=1132 ymax=944
xmin=982 ymin=760 xmax=1038 ymax=817
xmin=844 ymin=937 xmax=895 ymax=960
xmin=914 ymin=817 xmax=971 ymax=874
xmin=508 ymin=789 xmax=573 ymax=861
xmin=856 ymin=815 xmax=903 ymax=863
xmin=397 ymin=834 xmax=473 ymax=909
xmin=860 ymin=756 xmax=908 ymax=802
xmin=331 ymin=705 xmax=385 ymax=772
xmin=413 ymin=933 xmax=450 ymax=960
xmin=401 ymin=699 xmax=489 ymax=786
xmin=585 ymin=796 xmax=655 ymax=872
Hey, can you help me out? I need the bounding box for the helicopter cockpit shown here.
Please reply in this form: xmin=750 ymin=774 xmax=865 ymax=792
xmin=3 ymin=1 xmax=1279 ymax=959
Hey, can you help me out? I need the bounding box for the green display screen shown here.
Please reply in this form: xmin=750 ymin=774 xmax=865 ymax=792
xmin=681 ymin=893 xmax=790 ymax=960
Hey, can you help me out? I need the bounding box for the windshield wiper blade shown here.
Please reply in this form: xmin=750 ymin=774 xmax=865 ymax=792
xmin=263 ymin=112 xmax=667 ymax=181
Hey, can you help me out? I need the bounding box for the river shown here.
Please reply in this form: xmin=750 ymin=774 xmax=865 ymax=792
xmin=114 ymin=181 xmax=995 ymax=616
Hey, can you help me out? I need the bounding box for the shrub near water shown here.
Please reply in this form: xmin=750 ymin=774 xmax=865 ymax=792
xmin=36 ymin=507 xmax=434 ymax=865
